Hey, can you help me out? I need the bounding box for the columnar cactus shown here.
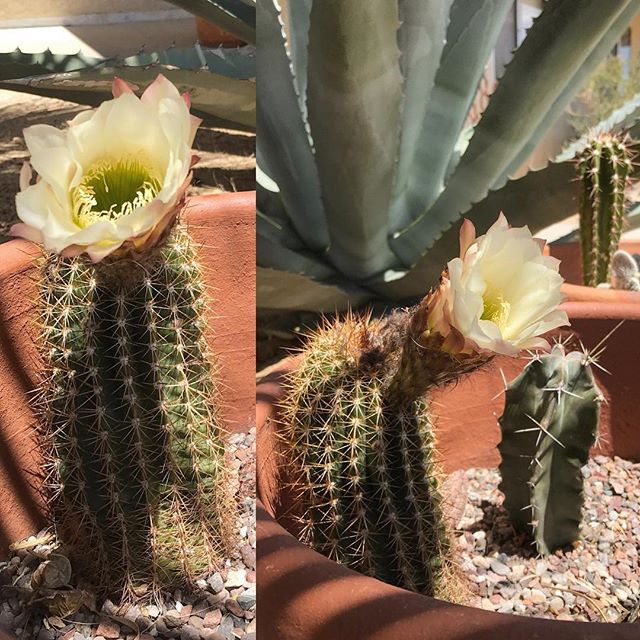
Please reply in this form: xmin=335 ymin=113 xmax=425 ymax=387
xmin=40 ymin=227 xmax=233 ymax=599
xmin=498 ymin=344 xmax=602 ymax=555
xmin=280 ymin=309 xmax=486 ymax=599
xmin=577 ymin=133 xmax=632 ymax=287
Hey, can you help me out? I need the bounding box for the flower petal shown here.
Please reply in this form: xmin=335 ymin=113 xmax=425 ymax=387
xmin=459 ymin=218 xmax=476 ymax=258
xmin=112 ymin=76 xmax=135 ymax=98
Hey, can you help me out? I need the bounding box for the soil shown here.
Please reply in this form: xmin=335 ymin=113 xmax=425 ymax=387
xmin=0 ymin=89 xmax=255 ymax=240
xmin=455 ymin=456 xmax=640 ymax=624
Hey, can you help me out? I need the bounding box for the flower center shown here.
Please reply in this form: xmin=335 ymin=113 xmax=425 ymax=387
xmin=481 ymin=292 xmax=511 ymax=328
xmin=72 ymin=157 xmax=161 ymax=228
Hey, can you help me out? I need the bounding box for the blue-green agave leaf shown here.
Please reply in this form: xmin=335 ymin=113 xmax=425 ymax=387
xmin=494 ymin=0 xmax=640 ymax=188
xmin=306 ymin=0 xmax=402 ymax=280
xmin=257 ymin=0 xmax=329 ymax=252
xmin=389 ymin=0 xmax=512 ymax=233
xmin=0 ymin=66 xmax=255 ymax=131
xmin=390 ymin=0 xmax=453 ymax=230
xmin=391 ymin=0 xmax=634 ymax=267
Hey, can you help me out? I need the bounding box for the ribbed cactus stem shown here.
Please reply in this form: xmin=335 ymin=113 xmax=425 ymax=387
xmin=577 ymin=133 xmax=631 ymax=286
xmin=498 ymin=344 xmax=602 ymax=555
xmin=38 ymin=228 xmax=233 ymax=599
xmin=281 ymin=305 xmax=488 ymax=598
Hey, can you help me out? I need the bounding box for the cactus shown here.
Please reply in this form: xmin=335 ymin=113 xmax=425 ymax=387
xmin=38 ymin=227 xmax=233 ymax=599
xmin=498 ymin=344 xmax=602 ymax=555
xmin=280 ymin=306 xmax=486 ymax=599
xmin=577 ymin=133 xmax=632 ymax=287
xmin=610 ymin=249 xmax=640 ymax=291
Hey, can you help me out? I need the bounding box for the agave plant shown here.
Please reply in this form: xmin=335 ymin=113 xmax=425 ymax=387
xmin=257 ymin=0 xmax=640 ymax=312
xmin=0 ymin=0 xmax=255 ymax=131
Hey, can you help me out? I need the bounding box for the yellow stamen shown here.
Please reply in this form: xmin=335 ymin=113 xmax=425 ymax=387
xmin=72 ymin=156 xmax=161 ymax=228
xmin=481 ymin=292 xmax=511 ymax=328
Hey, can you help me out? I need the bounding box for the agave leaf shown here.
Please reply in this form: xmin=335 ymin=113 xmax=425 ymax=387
xmin=0 ymin=49 xmax=106 ymax=80
xmin=0 ymin=66 xmax=255 ymax=131
xmin=258 ymin=214 xmax=337 ymax=281
xmin=306 ymin=0 xmax=402 ymax=280
xmin=164 ymin=0 xmax=256 ymax=43
xmin=494 ymin=0 xmax=640 ymax=188
xmin=0 ymin=46 xmax=255 ymax=82
xmin=257 ymin=267 xmax=370 ymax=312
xmin=390 ymin=0 xmax=453 ymax=229
xmin=376 ymin=160 xmax=580 ymax=300
xmin=391 ymin=0 xmax=635 ymax=266
xmin=257 ymin=0 xmax=329 ymax=252
xmin=286 ymin=0 xmax=312 ymax=120
xmin=389 ymin=0 xmax=512 ymax=233
xmin=121 ymin=45 xmax=255 ymax=78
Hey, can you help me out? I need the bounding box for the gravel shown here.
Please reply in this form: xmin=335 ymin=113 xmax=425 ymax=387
xmin=455 ymin=455 xmax=640 ymax=622
xmin=0 ymin=428 xmax=256 ymax=640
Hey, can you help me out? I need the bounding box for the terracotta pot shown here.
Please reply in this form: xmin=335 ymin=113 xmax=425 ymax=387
xmin=550 ymin=240 xmax=640 ymax=286
xmin=561 ymin=283 xmax=640 ymax=304
xmin=257 ymin=302 xmax=640 ymax=639
xmin=0 ymin=192 xmax=255 ymax=556
xmin=196 ymin=17 xmax=246 ymax=47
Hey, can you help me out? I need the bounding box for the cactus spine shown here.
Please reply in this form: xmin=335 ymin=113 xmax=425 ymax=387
xmin=498 ymin=344 xmax=601 ymax=555
xmin=577 ymin=133 xmax=632 ymax=287
xmin=39 ymin=228 xmax=233 ymax=599
xmin=280 ymin=307 xmax=487 ymax=599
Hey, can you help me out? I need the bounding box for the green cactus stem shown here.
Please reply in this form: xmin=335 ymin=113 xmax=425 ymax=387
xmin=498 ymin=344 xmax=602 ymax=555
xmin=280 ymin=306 xmax=487 ymax=599
xmin=39 ymin=228 xmax=233 ymax=599
xmin=577 ymin=132 xmax=632 ymax=287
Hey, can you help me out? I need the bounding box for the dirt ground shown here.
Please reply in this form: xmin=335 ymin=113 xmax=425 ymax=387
xmin=0 ymin=89 xmax=255 ymax=240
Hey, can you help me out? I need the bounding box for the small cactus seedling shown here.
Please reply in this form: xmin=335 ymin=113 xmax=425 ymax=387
xmin=610 ymin=249 xmax=640 ymax=291
xmin=39 ymin=227 xmax=233 ymax=599
xmin=498 ymin=344 xmax=602 ymax=555
xmin=577 ymin=132 xmax=632 ymax=287
xmin=280 ymin=306 xmax=487 ymax=599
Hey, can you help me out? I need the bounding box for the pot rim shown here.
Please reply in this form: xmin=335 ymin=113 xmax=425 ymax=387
xmin=561 ymin=283 xmax=640 ymax=304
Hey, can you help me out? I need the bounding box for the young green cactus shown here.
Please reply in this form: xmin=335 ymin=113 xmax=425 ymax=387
xmin=577 ymin=132 xmax=632 ymax=287
xmin=280 ymin=308 xmax=486 ymax=599
xmin=39 ymin=227 xmax=233 ymax=599
xmin=498 ymin=344 xmax=602 ymax=555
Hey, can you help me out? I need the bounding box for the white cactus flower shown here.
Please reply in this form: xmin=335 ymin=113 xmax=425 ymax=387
xmin=426 ymin=213 xmax=569 ymax=356
xmin=11 ymin=74 xmax=201 ymax=262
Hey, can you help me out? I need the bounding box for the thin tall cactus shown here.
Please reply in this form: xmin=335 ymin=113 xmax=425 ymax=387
xmin=577 ymin=133 xmax=632 ymax=286
xmin=38 ymin=227 xmax=233 ymax=599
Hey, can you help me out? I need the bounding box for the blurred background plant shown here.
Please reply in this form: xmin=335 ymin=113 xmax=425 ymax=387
xmin=257 ymin=0 xmax=640 ymax=366
xmin=0 ymin=0 xmax=255 ymax=239
xmin=569 ymin=54 xmax=640 ymax=135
